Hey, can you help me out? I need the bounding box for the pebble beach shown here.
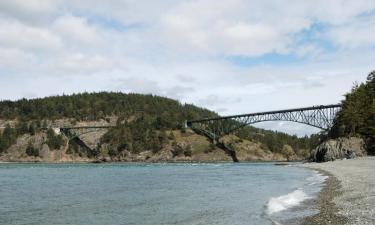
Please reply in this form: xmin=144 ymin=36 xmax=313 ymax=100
xmin=302 ymin=157 xmax=375 ymax=225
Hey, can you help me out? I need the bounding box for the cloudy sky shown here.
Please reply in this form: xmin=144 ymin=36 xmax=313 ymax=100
xmin=0 ymin=0 xmax=374 ymax=136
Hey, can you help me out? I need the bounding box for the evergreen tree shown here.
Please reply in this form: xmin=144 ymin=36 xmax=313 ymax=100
xmin=46 ymin=128 xmax=64 ymax=150
xmin=331 ymin=71 xmax=375 ymax=138
xmin=0 ymin=125 xmax=16 ymax=152
xmin=25 ymin=145 xmax=39 ymax=157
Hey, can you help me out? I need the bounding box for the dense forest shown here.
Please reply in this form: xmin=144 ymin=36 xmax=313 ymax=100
xmin=0 ymin=92 xmax=215 ymax=124
xmin=330 ymin=71 xmax=374 ymax=137
xmin=0 ymin=92 xmax=321 ymax=158
xmin=0 ymin=93 xmax=214 ymax=155
xmin=329 ymin=71 xmax=375 ymax=153
xmin=234 ymin=126 xmax=321 ymax=157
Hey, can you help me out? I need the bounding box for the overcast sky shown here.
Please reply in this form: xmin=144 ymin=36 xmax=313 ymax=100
xmin=0 ymin=0 xmax=374 ymax=136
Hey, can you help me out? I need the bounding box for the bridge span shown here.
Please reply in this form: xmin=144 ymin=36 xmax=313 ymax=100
xmin=186 ymin=104 xmax=342 ymax=142
xmin=50 ymin=104 xmax=342 ymax=150
xmin=41 ymin=104 xmax=342 ymax=162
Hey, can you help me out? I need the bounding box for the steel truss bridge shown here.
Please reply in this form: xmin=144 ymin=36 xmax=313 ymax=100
xmin=186 ymin=104 xmax=342 ymax=142
xmin=55 ymin=104 xmax=341 ymax=150
xmin=58 ymin=126 xmax=116 ymax=151
xmin=59 ymin=126 xmax=115 ymax=140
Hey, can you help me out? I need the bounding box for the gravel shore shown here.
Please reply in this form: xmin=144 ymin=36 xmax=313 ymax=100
xmin=302 ymin=157 xmax=375 ymax=225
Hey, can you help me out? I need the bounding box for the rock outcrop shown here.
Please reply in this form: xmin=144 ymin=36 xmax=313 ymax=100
xmin=365 ymin=136 xmax=375 ymax=155
xmin=310 ymin=137 xmax=366 ymax=162
xmin=219 ymin=135 xmax=289 ymax=161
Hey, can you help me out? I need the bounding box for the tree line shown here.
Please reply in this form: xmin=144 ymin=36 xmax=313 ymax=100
xmin=0 ymin=92 xmax=215 ymax=125
xmin=0 ymin=122 xmax=64 ymax=156
xmin=0 ymin=92 xmax=322 ymax=157
xmin=329 ymin=71 xmax=374 ymax=153
xmin=330 ymin=71 xmax=374 ymax=137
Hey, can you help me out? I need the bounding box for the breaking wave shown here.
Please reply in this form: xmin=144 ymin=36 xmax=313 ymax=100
xmin=267 ymin=189 xmax=311 ymax=214
xmin=306 ymin=171 xmax=328 ymax=186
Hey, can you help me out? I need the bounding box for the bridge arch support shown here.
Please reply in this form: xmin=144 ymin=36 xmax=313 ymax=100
xmin=187 ymin=104 xmax=341 ymax=141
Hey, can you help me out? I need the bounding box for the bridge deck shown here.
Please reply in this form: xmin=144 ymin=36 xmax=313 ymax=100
xmin=60 ymin=126 xmax=116 ymax=129
xmin=188 ymin=104 xmax=341 ymax=123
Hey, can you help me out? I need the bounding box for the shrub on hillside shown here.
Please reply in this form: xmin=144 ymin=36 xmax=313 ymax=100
xmin=26 ymin=145 xmax=39 ymax=157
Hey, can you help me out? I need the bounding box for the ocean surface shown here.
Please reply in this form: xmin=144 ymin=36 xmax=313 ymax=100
xmin=0 ymin=163 xmax=326 ymax=225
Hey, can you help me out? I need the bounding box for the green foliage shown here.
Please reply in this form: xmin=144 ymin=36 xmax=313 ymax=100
xmin=0 ymin=92 xmax=325 ymax=157
xmin=235 ymin=126 xmax=321 ymax=156
xmin=150 ymin=130 xmax=162 ymax=153
xmin=46 ymin=129 xmax=64 ymax=150
xmin=67 ymin=141 xmax=77 ymax=154
xmin=183 ymin=145 xmax=192 ymax=157
xmin=28 ymin=122 xmax=36 ymax=135
xmin=330 ymin=71 xmax=375 ymax=138
xmin=209 ymin=143 xmax=216 ymax=150
xmin=101 ymin=117 xmax=171 ymax=156
xmin=0 ymin=121 xmax=43 ymax=154
xmin=0 ymin=92 xmax=216 ymax=124
xmin=15 ymin=122 xmax=29 ymax=135
xmin=0 ymin=92 xmax=216 ymax=155
xmin=171 ymin=141 xmax=183 ymax=156
xmin=66 ymin=141 xmax=83 ymax=157
xmin=204 ymin=143 xmax=216 ymax=153
xmin=158 ymin=130 xmax=168 ymax=145
xmin=88 ymin=148 xmax=100 ymax=158
xmin=0 ymin=125 xmax=17 ymax=153
xmin=25 ymin=145 xmax=39 ymax=157
xmin=108 ymin=148 xmax=118 ymax=158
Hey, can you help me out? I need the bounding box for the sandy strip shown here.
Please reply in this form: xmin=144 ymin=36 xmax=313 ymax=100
xmin=301 ymin=157 xmax=375 ymax=225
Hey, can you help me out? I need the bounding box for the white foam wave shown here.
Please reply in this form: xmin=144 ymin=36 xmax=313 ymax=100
xmin=306 ymin=171 xmax=328 ymax=185
xmin=267 ymin=189 xmax=310 ymax=214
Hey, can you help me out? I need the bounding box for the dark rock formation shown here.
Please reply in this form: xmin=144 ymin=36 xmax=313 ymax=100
xmin=310 ymin=137 xmax=366 ymax=162
xmin=365 ymin=136 xmax=375 ymax=155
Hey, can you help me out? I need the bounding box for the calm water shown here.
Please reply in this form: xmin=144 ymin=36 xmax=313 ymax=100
xmin=0 ymin=163 xmax=325 ymax=225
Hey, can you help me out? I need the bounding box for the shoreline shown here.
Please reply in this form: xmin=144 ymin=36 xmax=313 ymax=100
xmin=301 ymin=168 xmax=347 ymax=225
xmin=0 ymin=159 xmax=302 ymax=164
xmin=301 ymin=157 xmax=375 ymax=225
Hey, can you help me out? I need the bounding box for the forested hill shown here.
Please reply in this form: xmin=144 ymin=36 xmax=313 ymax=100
xmin=329 ymin=71 xmax=375 ymax=153
xmin=0 ymin=92 xmax=216 ymax=129
xmin=0 ymin=92 xmax=319 ymax=161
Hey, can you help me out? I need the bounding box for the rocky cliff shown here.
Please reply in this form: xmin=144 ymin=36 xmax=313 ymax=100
xmin=310 ymin=137 xmax=367 ymax=162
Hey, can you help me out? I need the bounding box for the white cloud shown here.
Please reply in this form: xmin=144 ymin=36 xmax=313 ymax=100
xmin=0 ymin=48 xmax=35 ymax=68
xmin=328 ymin=17 xmax=375 ymax=49
xmin=157 ymin=0 xmax=302 ymax=56
xmin=310 ymin=0 xmax=375 ymax=24
xmin=53 ymin=15 xmax=103 ymax=47
xmin=0 ymin=0 xmax=374 ymax=136
xmin=0 ymin=20 xmax=62 ymax=52
xmin=0 ymin=0 xmax=58 ymax=24
xmin=222 ymin=22 xmax=283 ymax=56
xmin=47 ymin=53 xmax=116 ymax=75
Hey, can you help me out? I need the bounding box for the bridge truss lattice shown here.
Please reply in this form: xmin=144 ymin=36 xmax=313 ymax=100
xmin=187 ymin=104 xmax=342 ymax=142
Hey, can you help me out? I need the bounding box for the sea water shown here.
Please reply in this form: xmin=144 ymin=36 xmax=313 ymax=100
xmin=0 ymin=163 xmax=326 ymax=225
